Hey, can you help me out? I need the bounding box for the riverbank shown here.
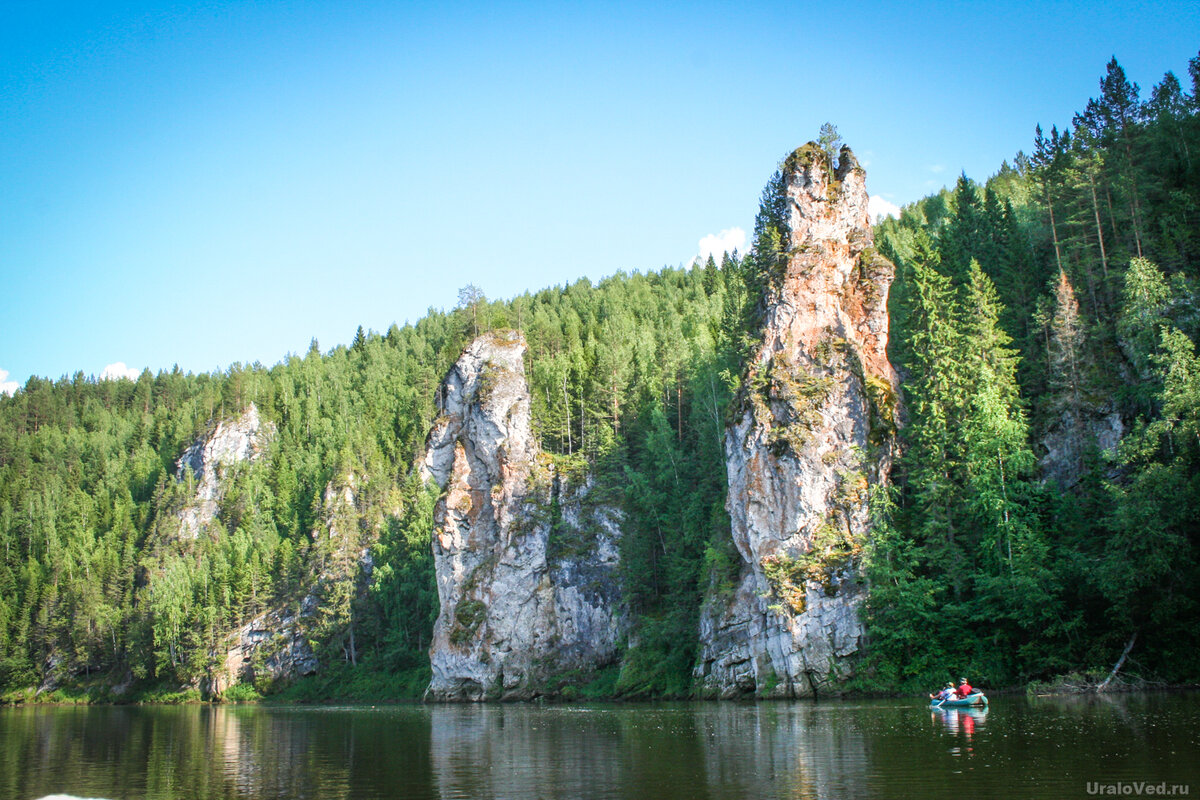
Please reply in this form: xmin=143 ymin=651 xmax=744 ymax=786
xmin=9 ymin=681 xmax=1200 ymax=710
xmin=6 ymin=670 xmax=1198 ymax=707
xmin=0 ymin=663 xmax=433 ymax=707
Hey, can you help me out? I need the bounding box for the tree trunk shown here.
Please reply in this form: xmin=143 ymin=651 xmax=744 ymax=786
xmin=1121 ymin=139 xmax=1144 ymax=257
xmin=677 ymin=377 xmax=683 ymax=442
xmin=1087 ymin=172 xmax=1109 ymax=283
xmin=562 ymin=374 xmax=572 ymax=455
xmin=1046 ymin=192 xmax=1064 ymax=274
xmin=1098 ymin=631 xmax=1137 ymax=692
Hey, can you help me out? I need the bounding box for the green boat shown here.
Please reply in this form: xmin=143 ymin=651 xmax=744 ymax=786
xmin=930 ymin=692 xmax=988 ymax=708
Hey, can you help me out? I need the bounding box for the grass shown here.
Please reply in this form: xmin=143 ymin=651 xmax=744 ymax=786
xmin=0 ymin=659 xmax=431 ymax=706
xmin=0 ymin=681 xmax=206 ymax=706
xmin=266 ymin=662 xmax=431 ymax=703
xmin=536 ymin=664 xmax=622 ymax=701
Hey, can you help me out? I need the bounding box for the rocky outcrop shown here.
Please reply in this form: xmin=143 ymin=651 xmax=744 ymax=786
xmin=205 ymin=470 xmax=389 ymax=694
xmin=1040 ymin=405 xmax=1124 ymax=488
xmin=176 ymin=403 xmax=274 ymax=538
xmin=695 ymin=144 xmax=900 ymax=698
xmin=422 ymin=330 xmax=624 ymax=700
xmin=207 ymin=597 xmax=319 ymax=695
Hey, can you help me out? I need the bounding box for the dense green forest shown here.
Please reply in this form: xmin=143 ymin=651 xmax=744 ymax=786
xmin=0 ymin=257 xmax=748 ymax=701
xmin=1 ymin=53 xmax=1198 ymax=701
xmin=865 ymin=55 xmax=1200 ymax=690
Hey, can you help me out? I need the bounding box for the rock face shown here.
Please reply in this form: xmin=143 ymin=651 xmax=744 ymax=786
xmin=1040 ymin=405 xmax=1124 ymax=488
xmin=208 ymin=598 xmax=319 ymax=695
xmin=176 ymin=403 xmax=274 ymax=538
xmin=422 ymin=330 xmax=624 ymax=700
xmin=206 ymin=469 xmax=388 ymax=694
xmin=696 ymin=144 xmax=900 ymax=698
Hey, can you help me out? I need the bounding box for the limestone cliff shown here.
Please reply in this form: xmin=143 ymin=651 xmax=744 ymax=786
xmin=696 ymin=144 xmax=900 ymax=698
xmin=421 ymin=330 xmax=624 ymax=700
xmin=176 ymin=403 xmax=274 ymax=538
xmin=207 ymin=598 xmax=319 ymax=695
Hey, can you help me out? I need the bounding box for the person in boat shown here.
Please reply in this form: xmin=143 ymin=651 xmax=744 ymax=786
xmin=955 ymin=677 xmax=974 ymax=698
xmin=930 ymin=682 xmax=955 ymax=701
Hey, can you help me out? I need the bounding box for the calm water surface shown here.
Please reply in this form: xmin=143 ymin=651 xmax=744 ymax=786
xmin=2 ymin=693 xmax=1198 ymax=799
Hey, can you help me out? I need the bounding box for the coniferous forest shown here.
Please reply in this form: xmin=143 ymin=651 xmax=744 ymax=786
xmin=1 ymin=54 xmax=1198 ymax=701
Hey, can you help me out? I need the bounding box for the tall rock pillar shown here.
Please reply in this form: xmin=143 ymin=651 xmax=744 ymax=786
xmin=696 ymin=144 xmax=900 ymax=698
xmin=421 ymin=330 xmax=624 ymax=700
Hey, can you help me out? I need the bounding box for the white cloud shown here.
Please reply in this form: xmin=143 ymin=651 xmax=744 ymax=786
xmin=0 ymin=369 xmax=17 ymax=397
xmin=929 ymin=164 xmax=946 ymax=174
xmin=100 ymin=362 xmax=141 ymax=381
xmin=696 ymin=227 xmax=746 ymax=265
xmin=868 ymin=195 xmax=902 ymax=221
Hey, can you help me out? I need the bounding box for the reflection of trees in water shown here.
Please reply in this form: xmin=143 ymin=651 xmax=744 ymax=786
xmin=697 ymin=704 xmax=869 ymax=799
xmin=223 ymin=707 xmax=436 ymax=799
xmin=0 ymin=706 xmax=131 ymax=799
xmin=92 ymin=706 xmax=347 ymax=798
xmin=10 ymin=696 xmax=1197 ymax=799
xmin=201 ymin=707 xmax=349 ymax=799
xmin=0 ymin=706 xmax=437 ymax=800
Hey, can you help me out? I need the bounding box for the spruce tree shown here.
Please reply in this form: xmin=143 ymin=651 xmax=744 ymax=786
xmin=901 ymin=245 xmax=968 ymax=589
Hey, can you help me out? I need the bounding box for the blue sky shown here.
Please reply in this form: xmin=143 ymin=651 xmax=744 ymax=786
xmin=2 ymin=1 xmax=1197 ymax=391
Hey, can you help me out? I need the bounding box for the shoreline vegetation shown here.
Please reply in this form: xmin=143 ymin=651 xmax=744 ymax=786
xmin=4 ymin=672 xmax=1192 ymax=707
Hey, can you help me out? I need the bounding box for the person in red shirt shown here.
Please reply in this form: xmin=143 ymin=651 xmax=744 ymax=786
xmin=955 ymin=677 xmax=974 ymax=698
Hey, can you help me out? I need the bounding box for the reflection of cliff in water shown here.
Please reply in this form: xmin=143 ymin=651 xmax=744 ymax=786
xmin=698 ymin=704 xmax=869 ymax=799
xmin=431 ymin=705 xmax=628 ymax=799
xmin=5 ymin=696 xmax=1200 ymax=800
xmin=429 ymin=703 xmax=868 ymax=800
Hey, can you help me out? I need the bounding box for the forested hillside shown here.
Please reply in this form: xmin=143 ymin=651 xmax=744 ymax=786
xmin=0 ymin=258 xmax=752 ymax=699
xmin=1 ymin=53 xmax=1198 ymax=701
xmin=865 ymin=55 xmax=1200 ymax=690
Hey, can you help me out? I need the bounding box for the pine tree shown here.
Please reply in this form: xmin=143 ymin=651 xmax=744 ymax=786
xmin=457 ymin=284 xmax=486 ymax=338
xmin=817 ymin=122 xmax=842 ymax=162
xmin=1032 ymin=124 xmax=1068 ymax=275
xmin=1049 ymin=272 xmax=1086 ymax=419
xmin=941 ymin=174 xmax=983 ymax=282
xmin=1103 ymin=326 xmax=1200 ymax=665
xmin=1096 ymin=58 xmax=1146 ymax=256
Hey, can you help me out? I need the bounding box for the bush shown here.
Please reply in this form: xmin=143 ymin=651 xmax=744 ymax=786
xmin=221 ymin=683 xmax=263 ymax=702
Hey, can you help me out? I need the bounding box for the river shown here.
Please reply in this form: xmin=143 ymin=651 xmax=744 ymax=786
xmin=2 ymin=693 xmax=1197 ymax=799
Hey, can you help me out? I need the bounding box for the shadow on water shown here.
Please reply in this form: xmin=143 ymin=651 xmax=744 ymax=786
xmin=2 ymin=693 xmax=1199 ymax=799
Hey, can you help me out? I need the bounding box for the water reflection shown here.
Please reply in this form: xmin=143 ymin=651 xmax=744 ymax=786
xmin=431 ymin=706 xmax=626 ymax=799
xmin=931 ymin=707 xmax=987 ymax=738
xmin=0 ymin=705 xmax=436 ymax=800
xmin=2 ymin=694 xmax=1198 ymax=800
xmin=696 ymin=704 xmax=869 ymax=799
xmin=931 ymin=706 xmax=988 ymax=761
